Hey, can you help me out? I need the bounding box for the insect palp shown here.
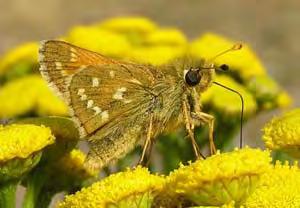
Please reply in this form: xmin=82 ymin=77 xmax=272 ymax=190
xmin=212 ymin=81 xmax=244 ymax=148
xmin=219 ymin=64 xmax=229 ymax=71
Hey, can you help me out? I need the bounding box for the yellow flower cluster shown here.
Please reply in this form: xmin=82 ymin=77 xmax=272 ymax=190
xmin=0 ymin=124 xmax=54 ymax=162
xmin=263 ymin=108 xmax=300 ymax=158
xmin=58 ymin=166 xmax=164 ymax=208
xmin=165 ymin=147 xmax=271 ymax=206
xmin=202 ymin=75 xmax=257 ymax=116
xmin=245 ymin=161 xmax=300 ymax=207
xmin=0 ymin=75 xmax=68 ymax=118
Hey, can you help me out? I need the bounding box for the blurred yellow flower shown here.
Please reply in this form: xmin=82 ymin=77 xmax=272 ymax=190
xmin=189 ymin=33 xmax=266 ymax=81
xmin=202 ymin=75 xmax=257 ymax=116
xmin=0 ymin=124 xmax=54 ymax=161
xmin=144 ymin=28 xmax=188 ymax=46
xmin=58 ymin=166 xmax=164 ymax=208
xmin=100 ymin=16 xmax=157 ymax=34
xmin=128 ymin=45 xmax=186 ymax=65
xmin=276 ymin=91 xmax=293 ymax=109
xmin=0 ymin=75 xmax=68 ymax=118
xmin=263 ymin=108 xmax=300 ymax=158
xmin=57 ymin=149 xmax=98 ymax=180
xmin=244 ymin=161 xmax=300 ymax=208
xmin=0 ymin=42 xmax=38 ymax=75
xmin=67 ymin=26 xmax=131 ymax=58
xmin=165 ymin=147 xmax=271 ymax=206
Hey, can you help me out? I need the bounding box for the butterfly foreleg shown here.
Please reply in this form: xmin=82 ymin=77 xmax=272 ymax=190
xmin=182 ymin=100 xmax=205 ymax=159
xmin=191 ymin=111 xmax=217 ymax=155
xmin=138 ymin=114 xmax=154 ymax=166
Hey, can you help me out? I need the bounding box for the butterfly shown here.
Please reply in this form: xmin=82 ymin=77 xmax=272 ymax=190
xmin=39 ymin=40 xmax=242 ymax=170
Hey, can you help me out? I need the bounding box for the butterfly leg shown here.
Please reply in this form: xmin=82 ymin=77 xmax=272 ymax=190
xmin=138 ymin=114 xmax=153 ymax=166
xmin=182 ymin=100 xmax=205 ymax=159
xmin=191 ymin=111 xmax=217 ymax=155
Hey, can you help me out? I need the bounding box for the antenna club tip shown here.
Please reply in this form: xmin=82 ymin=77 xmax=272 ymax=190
xmin=232 ymin=43 xmax=243 ymax=50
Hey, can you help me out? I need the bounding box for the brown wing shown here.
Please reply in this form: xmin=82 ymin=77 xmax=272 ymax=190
xmin=39 ymin=40 xmax=169 ymax=170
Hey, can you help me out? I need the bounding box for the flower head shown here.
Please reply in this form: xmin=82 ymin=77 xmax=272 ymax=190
xmin=128 ymin=45 xmax=186 ymax=65
xmin=100 ymin=16 xmax=157 ymax=34
xmin=66 ymin=26 xmax=131 ymax=58
xmin=144 ymin=28 xmax=188 ymax=46
xmin=189 ymin=33 xmax=266 ymax=81
xmin=244 ymin=161 xmax=300 ymax=207
xmin=165 ymin=147 xmax=271 ymax=206
xmin=58 ymin=166 xmax=164 ymax=208
xmin=263 ymin=108 xmax=300 ymax=158
xmin=0 ymin=124 xmax=54 ymax=182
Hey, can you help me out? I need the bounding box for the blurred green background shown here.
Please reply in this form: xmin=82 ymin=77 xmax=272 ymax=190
xmin=0 ymin=0 xmax=299 ymax=207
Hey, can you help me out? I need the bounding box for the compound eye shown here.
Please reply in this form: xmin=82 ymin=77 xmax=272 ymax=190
xmin=185 ymin=70 xmax=201 ymax=86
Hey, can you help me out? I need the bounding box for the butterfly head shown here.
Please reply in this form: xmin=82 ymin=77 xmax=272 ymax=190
xmin=183 ymin=43 xmax=242 ymax=92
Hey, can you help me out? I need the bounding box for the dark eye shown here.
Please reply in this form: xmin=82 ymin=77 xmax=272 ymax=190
xmin=185 ymin=70 xmax=201 ymax=86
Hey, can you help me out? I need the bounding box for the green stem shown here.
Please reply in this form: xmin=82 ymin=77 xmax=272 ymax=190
xmin=0 ymin=180 xmax=18 ymax=208
xmin=35 ymin=190 xmax=55 ymax=208
xmin=22 ymin=170 xmax=46 ymax=208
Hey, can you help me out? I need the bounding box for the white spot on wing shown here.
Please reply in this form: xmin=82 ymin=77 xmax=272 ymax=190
xmin=92 ymin=77 xmax=99 ymax=87
xmin=113 ymin=87 xmax=127 ymax=100
xmin=101 ymin=111 xmax=109 ymax=121
xmin=70 ymin=47 xmax=77 ymax=53
xmin=109 ymin=71 xmax=115 ymax=78
xmin=77 ymin=88 xmax=85 ymax=95
xmin=55 ymin=62 xmax=63 ymax=69
xmin=92 ymin=106 xmax=102 ymax=115
xmin=87 ymin=100 xmax=94 ymax=108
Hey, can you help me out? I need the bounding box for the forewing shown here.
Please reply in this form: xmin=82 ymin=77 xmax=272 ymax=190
xmin=39 ymin=40 xmax=116 ymax=104
xmin=69 ymin=64 xmax=157 ymax=138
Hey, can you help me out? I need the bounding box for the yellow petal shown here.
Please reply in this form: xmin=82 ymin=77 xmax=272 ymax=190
xmin=144 ymin=28 xmax=188 ymax=46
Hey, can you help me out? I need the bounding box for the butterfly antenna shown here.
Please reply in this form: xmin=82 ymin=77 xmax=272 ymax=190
xmin=209 ymin=43 xmax=243 ymax=62
xmin=212 ymin=81 xmax=244 ymax=148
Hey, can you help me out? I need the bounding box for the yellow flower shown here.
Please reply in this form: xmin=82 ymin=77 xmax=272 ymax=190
xmin=262 ymin=108 xmax=300 ymax=158
xmin=244 ymin=161 xmax=300 ymax=208
xmin=0 ymin=75 xmax=68 ymax=118
xmin=165 ymin=147 xmax=271 ymax=206
xmin=56 ymin=149 xmax=98 ymax=180
xmin=58 ymin=166 xmax=164 ymax=208
xmin=0 ymin=124 xmax=54 ymax=182
xmin=189 ymin=33 xmax=266 ymax=81
xmin=0 ymin=42 xmax=38 ymax=75
xmin=144 ymin=28 xmax=188 ymax=46
xmin=128 ymin=45 xmax=186 ymax=65
xmin=67 ymin=26 xmax=131 ymax=58
xmin=276 ymin=91 xmax=293 ymax=109
xmin=0 ymin=124 xmax=54 ymax=161
xmin=202 ymin=75 xmax=257 ymax=116
xmin=100 ymin=16 xmax=157 ymax=35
